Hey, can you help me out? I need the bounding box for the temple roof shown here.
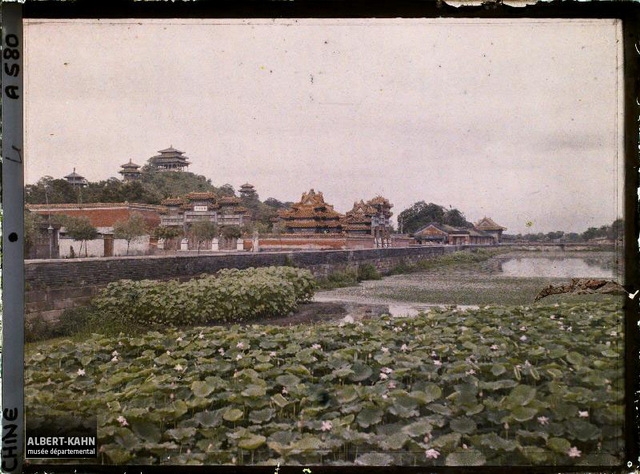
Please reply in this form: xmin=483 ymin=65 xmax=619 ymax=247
xmin=185 ymin=192 xmax=217 ymax=201
xmin=415 ymin=222 xmax=470 ymax=236
xmin=157 ymin=146 xmax=185 ymax=155
xmin=120 ymin=159 xmax=141 ymax=169
xmin=64 ymin=168 xmax=85 ymax=180
xmin=475 ymin=217 xmax=506 ymax=231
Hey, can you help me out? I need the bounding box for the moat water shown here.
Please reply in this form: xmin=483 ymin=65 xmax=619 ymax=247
xmin=314 ymin=251 xmax=620 ymax=318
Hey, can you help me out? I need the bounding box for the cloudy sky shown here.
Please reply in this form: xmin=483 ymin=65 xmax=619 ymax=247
xmin=24 ymin=18 xmax=623 ymax=234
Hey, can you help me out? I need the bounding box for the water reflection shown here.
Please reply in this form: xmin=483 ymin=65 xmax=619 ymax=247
xmin=499 ymin=257 xmax=615 ymax=279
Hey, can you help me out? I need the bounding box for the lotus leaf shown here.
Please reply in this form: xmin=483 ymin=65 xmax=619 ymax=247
xmin=356 ymin=407 xmax=384 ymax=428
xmin=238 ymin=434 xmax=267 ymax=450
xmin=431 ymin=432 xmax=461 ymax=451
xmin=504 ymin=384 xmax=537 ymax=410
xmin=289 ymin=435 xmax=325 ymax=454
xmin=166 ymin=427 xmax=197 ymax=442
xmin=449 ymin=416 xmax=477 ymax=434
xmin=519 ymin=445 xmax=550 ymax=463
xmin=131 ymin=420 xmax=162 ymax=443
xmin=510 ymin=406 xmax=538 ymax=422
xmin=354 ymin=452 xmax=394 ymax=465
xmin=445 ymin=449 xmax=487 ymax=466
xmin=270 ymin=393 xmax=290 ymax=408
xmin=194 ymin=410 xmax=221 ymax=428
xmin=546 ymin=436 xmax=571 ymax=454
xmin=223 ymin=408 xmax=244 ymax=422
xmin=249 ymin=408 xmax=275 ymax=424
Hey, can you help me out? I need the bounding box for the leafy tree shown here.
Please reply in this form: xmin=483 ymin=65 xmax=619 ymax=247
xmin=189 ymin=220 xmax=218 ymax=253
xmin=263 ymin=197 xmax=292 ymax=210
xmin=140 ymin=167 xmax=217 ymax=199
xmin=25 ymin=177 xmax=79 ymax=204
xmin=153 ymin=226 xmax=183 ymax=241
xmin=398 ymin=201 xmax=447 ymax=235
xmin=113 ymin=213 xmax=149 ymax=255
xmin=218 ymin=184 xmax=236 ymax=197
xmin=565 ymin=232 xmax=583 ymax=242
xmin=443 ymin=208 xmax=473 ymax=228
xmin=608 ymin=218 xmax=623 ymax=241
xmin=220 ymin=225 xmax=242 ymax=239
xmin=545 ymin=231 xmax=564 ymax=241
xmin=24 ymin=209 xmax=43 ymax=254
xmin=62 ymin=216 xmax=98 ymax=257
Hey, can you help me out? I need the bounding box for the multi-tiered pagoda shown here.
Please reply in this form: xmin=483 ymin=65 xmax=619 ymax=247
xmin=148 ymin=146 xmax=191 ymax=171
xmin=63 ymin=168 xmax=88 ymax=188
xmin=118 ymin=159 xmax=142 ymax=181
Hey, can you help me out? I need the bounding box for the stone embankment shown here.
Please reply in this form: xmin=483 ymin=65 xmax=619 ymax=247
xmin=25 ymin=245 xmax=470 ymax=323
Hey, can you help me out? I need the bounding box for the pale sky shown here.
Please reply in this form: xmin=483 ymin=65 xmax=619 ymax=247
xmin=23 ymin=18 xmax=624 ymax=234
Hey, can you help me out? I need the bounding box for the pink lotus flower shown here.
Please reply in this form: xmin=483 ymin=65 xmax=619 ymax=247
xmin=567 ymin=446 xmax=581 ymax=458
xmin=76 ymin=368 xmax=86 ymax=376
xmin=578 ymin=410 xmax=589 ymax=418
xmin=425 ymin=448 xmax=440 ymax=459
xmin=537 ymin=416 xmax=549 ymax=425
xmin=117 ymin=415 xmax=129 ymax=427
xmin=321 ymin=420 xmax=333 ymax=431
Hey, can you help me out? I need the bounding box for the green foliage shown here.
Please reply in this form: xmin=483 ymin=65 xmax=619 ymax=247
xmin=93 ymin=266 xmax=316 ymax=327
xmin=25 ymin=300 xmax=624 ymax=466
xmin=153 ymin=226 xmax=183 ymax=240
xmin=220 ymin=225 xmax=242 ymax=239
xmin=389 ymin=249 xmax=501 ymax=275
xmin=61 ymin=215 xmax=99 ymax=257
xmin=113 ymin=213 xmax=149 ymax=255
xmin=24 ymin=208 xmax=43 ymax=252
xmin=399 ymin=201 xmax=472 ymax=235
xmin=188 ymin=220 xmax=218 ymax=252
xmin=317 ymin=269 xmax=359 ymax=289
xmin=357 ymin=263 xmax=382 ymax=281
xmin=25 ymin=176 xmax=79 ymax=204
xmin=317 ymin=264 xmax=382 ymax=290
xmin=141 ymin=168 xmax=217 ymax=200
xmin=25 ymin=305 xmax=149 ymax=342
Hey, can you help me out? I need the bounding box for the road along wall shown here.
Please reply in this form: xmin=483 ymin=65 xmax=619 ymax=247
xmin=25 ymin=245 xmax=469 ymax=324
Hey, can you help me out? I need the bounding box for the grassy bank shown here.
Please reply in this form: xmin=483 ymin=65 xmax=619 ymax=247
xmin=316 ymin=249 xmax=505 ymax=291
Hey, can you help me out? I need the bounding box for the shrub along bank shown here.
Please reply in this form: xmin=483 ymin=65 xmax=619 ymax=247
xmin=94 ymin=266 xmax=316 ymax=327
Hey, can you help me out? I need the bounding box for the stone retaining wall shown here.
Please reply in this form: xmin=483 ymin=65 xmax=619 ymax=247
xmin=25 ymin=245 xmax=469 ymax=323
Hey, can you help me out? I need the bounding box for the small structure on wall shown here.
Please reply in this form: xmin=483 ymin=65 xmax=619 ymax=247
xmin=277 ymin=189 xmax=343 ymax=234
xmin=343 ymin=196 xmax=394 ymax=247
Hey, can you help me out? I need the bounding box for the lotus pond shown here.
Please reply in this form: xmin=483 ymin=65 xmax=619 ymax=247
xmin=25 ymin=298 xmax=625 ymax=467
